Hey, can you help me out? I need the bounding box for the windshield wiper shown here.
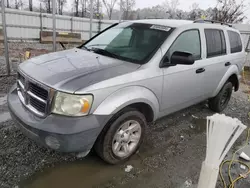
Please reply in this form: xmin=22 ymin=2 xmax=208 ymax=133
xmin=82 ymin=46 xmax=90 ymax=51
xmin=91 ymin=48 xmax=120 ymax=59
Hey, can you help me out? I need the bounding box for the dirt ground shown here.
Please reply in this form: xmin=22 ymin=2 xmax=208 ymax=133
xmin=0 ymin=43 xmax=250 ymax=188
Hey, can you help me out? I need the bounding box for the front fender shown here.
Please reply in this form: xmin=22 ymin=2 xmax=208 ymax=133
xmin=212 ymin=65 xmax=240 ymax=97
xmin=93 ymin=86 xmax=160 ymax=121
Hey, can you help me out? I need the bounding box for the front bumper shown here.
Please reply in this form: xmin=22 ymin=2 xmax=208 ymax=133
xmin=8 ymin=84 xmax=111 ymax=152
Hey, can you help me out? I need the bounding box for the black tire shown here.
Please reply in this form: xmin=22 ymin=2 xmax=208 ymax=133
xmin=208 ymin=82 xmax=233 ymax=112
xmin=94 ymin=108 xmax=146 ymax=164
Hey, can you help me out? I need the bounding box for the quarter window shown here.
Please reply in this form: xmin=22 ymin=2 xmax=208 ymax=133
xmin=166 ymin=30 xmax=201 ymax=61
xmin=205 ymin=29 xmax=226 ymax=58
xmin=227 ymin=31 xmax=242 ymax=53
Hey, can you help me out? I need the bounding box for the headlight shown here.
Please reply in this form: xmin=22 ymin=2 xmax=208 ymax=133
xmin=52 ymin=92 xmax=93 ymax=116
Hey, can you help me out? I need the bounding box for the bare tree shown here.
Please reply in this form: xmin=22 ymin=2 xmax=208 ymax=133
xmin=86 ymin=0 xmax=103 ymax=18
xmin=120 ymin=0 xmax=135 ymax=20
xmin=80 ymin=0 xmax=88 ymax=17
xmin=57 ymin=0 xmax=66 ymax=15
xmin=6 ymin=0 xmax=10 ymax=8
xmin=102 ymin=0 xmax=117 ymax=20
xmin=163 ymin=0 xmax=180 ymax=19
xmin=29 ymin=0 xmax=33 ymax=11
xmin=211 ymin=0 xmax=246 ymax=23
xmin=96 ymin=0 xmax=101 ymax=13
xmin=15 ymin=0 xmax=19 ymax=9
xmin=136 ymin=13 xmax=140 ymax=20
xmin=40 ymin=0 xmax=52 ymax=13
xmin=14 ymin=0 xmax=24 ymax=9
xmin=74 ymin=0 xmax=80 ymax=16
xmin=188 ymin=3 xmax=202 ymax=20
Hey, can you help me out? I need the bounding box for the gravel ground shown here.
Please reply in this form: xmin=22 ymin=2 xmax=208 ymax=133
xmin=0 ymin=43 xmax=250 ymax=187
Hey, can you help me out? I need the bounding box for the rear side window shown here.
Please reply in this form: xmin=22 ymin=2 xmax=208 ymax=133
xmin=205 ymin=29 xmax=226 ymax=58
xmin=227 ymin=31 xmax=242 ymax=53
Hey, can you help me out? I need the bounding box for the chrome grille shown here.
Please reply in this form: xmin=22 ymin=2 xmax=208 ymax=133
xmin=18 ymin=73 xmax=25 ymax=85
xmin=17 ymin=72 xmax=50 ymax=117
xmin=30 ymin=96 xmax=46 ymax=113
xmin=29 ymin=82 xmax=48 ymax=100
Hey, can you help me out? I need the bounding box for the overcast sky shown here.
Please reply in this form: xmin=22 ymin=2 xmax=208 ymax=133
xmin=135 ymin=0 xmax=249 ymax=22
xmin=135 ymin=0 xmax=217 ymax=11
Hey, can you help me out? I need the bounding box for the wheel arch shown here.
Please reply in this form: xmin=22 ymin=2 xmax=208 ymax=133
xmin=93 ymin=86 xmax=160 ymax=122
xmin=212 ymin=65 xmax=240 ymax=97
xmin=227 ymin=74 xmax=239 ymax=91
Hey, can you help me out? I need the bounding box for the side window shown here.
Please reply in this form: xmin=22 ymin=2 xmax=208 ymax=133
xmin=205 ymin=29 xmax=227 ymax=58
xmin=227 ymin=31 xmax=243 ymax=53
xmin=167 ymin=30 xmax=201 ymax=61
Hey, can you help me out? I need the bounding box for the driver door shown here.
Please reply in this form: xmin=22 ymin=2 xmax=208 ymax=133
xmin=160 ymin=29 xmax=206 ymax=113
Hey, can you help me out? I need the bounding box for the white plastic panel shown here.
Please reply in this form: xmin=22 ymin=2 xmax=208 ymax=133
xmin=0 ymin=8 xmax=116 ymax=41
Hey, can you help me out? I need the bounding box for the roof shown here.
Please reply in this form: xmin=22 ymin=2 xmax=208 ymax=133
xmin=129 ymin=19 xmax=193 ymax=28
xmin=128 ymin=19 xmax=240 ymax=32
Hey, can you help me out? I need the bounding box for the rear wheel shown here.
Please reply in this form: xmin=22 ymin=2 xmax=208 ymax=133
xmin=94 ymin=108 xmax=146 ymax=164
xmin=208 ymin=82 xmax=233 ymax=112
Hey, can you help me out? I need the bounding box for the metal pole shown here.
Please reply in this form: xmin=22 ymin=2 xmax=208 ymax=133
xmin=40 ymin=3 xmax=43 ymax=32
xmin=1 ymin=0 xmax=10 ymax=75
xmin=52 ymin=0 xmax=56 ymax=52
xmin=89 ymin=0 xmax=93 ymax=38
xmin=97 ymin=0 xmax=101 ymax=33
xmin=71 ymin=7 xmax=73 ymax=33
xmin=71 ymin=18 xmax=73 ymax=33
xmin=119 ymin=0 xmax=122 ymax=22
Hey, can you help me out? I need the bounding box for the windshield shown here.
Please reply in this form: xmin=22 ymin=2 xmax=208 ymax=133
xmin=83 ymin=22 xmax=172 ymax=64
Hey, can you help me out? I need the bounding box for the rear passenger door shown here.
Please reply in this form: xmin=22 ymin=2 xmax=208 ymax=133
xmin=199 ymin=29 xmax=229 ymax=98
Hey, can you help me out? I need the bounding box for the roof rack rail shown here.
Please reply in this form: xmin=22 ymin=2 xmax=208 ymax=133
xmin=194 ymin=19 xmax=232 ymax=27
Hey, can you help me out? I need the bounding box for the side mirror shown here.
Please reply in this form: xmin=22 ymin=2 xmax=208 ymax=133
xmin=170 ymin=51 xmax=195 ymax=65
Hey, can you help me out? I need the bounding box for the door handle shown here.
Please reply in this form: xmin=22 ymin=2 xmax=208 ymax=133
xmin=196 ymin=68 xmax=205 ymax=74
xmin=225 ymin=62 xmax=231 ymax=66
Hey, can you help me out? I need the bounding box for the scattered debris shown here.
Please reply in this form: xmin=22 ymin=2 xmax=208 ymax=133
xmin=125 ymin=165 xmax=133 ymax=172
xmin=240 ymin=164 xmax=247 ymax=170
xmin=191 ymin=115 xmax=198 ymax=119
xmin=76 ymin=150 xmax=90 ymax=159
xmin=239 ymin=152 xmax=250 ymax=161
xmin=184 ymin=179 xmax=192 ymax=187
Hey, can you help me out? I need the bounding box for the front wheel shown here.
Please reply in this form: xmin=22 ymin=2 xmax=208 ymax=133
xmin=94 ymin=108 xmax=146 ymax=164
xmin=208 ymin=82 xmax=233 ymax=112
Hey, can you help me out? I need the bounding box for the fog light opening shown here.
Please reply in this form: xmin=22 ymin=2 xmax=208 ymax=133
xmin=45 ymin=136 xmax=60 ymax=150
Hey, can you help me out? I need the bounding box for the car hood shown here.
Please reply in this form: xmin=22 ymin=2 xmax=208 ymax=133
xmin=19 ymin=48 xmax=140 ymax=93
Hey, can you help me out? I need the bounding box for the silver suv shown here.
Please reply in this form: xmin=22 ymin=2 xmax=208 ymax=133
xmin=8 ymin=19 xmax=245 ymax=164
